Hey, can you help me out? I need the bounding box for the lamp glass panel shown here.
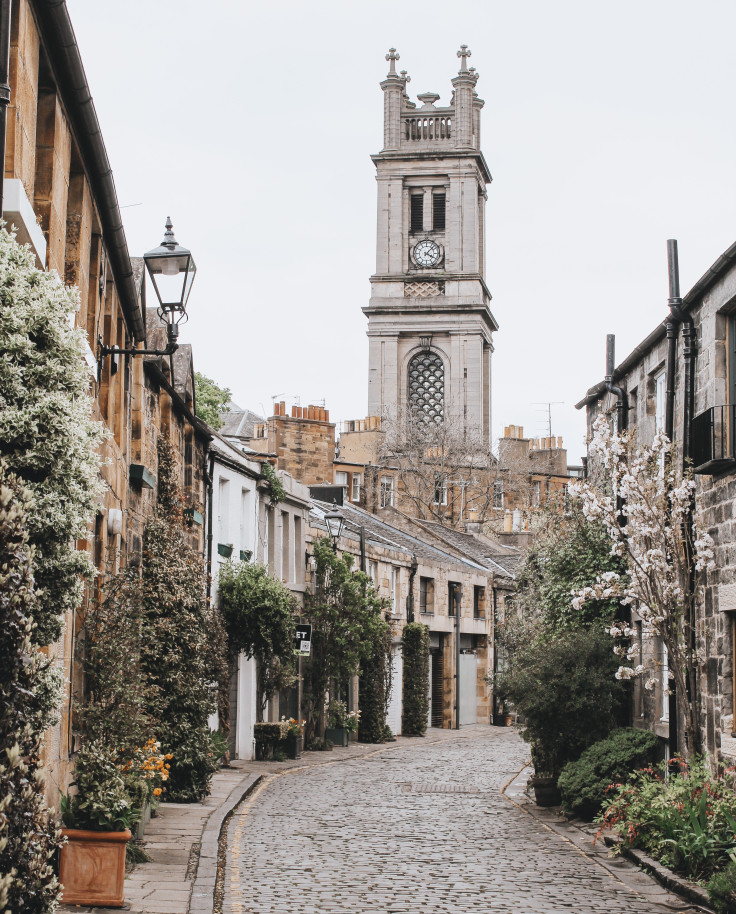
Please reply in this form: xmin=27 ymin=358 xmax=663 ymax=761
xmin=146 ymin=254 xmax=189 ymax=308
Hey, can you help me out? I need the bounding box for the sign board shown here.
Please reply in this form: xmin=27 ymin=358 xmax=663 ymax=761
xmin=295 ymin=623 xmax=312 ymax=656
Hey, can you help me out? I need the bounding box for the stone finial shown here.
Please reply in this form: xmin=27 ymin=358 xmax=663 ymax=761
xmin=417 ymin=92 xmax=440 ymax=108
xmin=386 ymin=47 xmax=400 ymax=76
xmin=400 ymin=69 xmax=410 ymax=84
xmin=457 ymin=44 xmax=471 ymax=72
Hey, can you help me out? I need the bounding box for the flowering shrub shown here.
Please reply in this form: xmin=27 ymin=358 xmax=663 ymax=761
xmin=327 ymin=700 xmax=362 ymax=732
xmin=571 ymin=415 xmax=715 ymax=754
xmin=61 ymin=741 xmax=137 ymax=833
xmin=119 ymin=738 xmax=172 ymax=805
xmin=0 ymin=465 xmax=61 ymax=912
xmin=0 ymin=227 xmax=106 ymax=647
xmin=281 ymin=717 xmax=304 ymax=737
xmin=597 ymin=757 xmax=736 ymax=881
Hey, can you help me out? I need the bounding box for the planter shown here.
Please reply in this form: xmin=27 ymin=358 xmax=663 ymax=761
xmin=133 ymin=800 xmax=152 ymax=840
xmin=254 ymin=738 xmax=275 ymax=761
xmin=530 ymin=776 xmax=561 ymax=807
xmin=59 ymin=828 xmax=131 ymax=908
xmin=325 ymin=727 xmax=349 ymax=747
xmin=286 ymin=733 xmax=304 ymax=759
xmin=504 ymin=714 xmax=514 ymax=727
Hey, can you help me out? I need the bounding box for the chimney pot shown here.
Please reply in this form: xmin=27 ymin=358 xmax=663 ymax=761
xmin=324 ymin=409 xmax=330 ymax=422
xmin=291 ymin=405 xmax=297 ymax=418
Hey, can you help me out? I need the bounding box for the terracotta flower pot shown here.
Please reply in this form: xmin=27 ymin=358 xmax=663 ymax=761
xmin=59 ymin=828 xmax=131 ymax=908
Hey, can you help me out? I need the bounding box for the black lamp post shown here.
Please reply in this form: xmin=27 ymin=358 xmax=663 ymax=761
xmin=324 ymin=502 xmax=345 ymax=553
xmin=98 ymin=217 xmax=196 ymax=375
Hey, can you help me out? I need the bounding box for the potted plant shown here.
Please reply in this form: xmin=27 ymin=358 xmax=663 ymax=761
xmin=282 ymin=718 xmax=305 ymax=759
xmin=325 ymin=700 xmax=358 ymax=747
xmin=59 ymin=743 xmax=138 ymax=908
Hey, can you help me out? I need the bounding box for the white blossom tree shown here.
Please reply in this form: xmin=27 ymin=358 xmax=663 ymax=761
xmin=570 ymin=415 xmax=715 ymax=756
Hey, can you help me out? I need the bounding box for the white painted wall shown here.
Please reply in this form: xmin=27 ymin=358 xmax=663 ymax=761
xmin=386 ymin=646 xmax=403 ymax=736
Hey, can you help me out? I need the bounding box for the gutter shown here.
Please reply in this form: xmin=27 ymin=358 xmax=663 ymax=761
xmin=32 ymin=1 xmax=144 ymax=341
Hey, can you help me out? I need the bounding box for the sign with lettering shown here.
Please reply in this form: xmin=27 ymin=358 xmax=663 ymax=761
xmin=295 ymin=623 xmax=312 ymax=656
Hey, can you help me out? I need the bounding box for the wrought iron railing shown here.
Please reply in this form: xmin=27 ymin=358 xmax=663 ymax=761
xmin=691 ymin=405 xmax=736 ymax=472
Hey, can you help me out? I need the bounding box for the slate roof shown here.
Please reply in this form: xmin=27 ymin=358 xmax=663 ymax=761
xmin=310 ymin=499 xmax=491 ymax=575
xmin=221 ymin=403 xmax=263 ymax=439
xmin=144 ymin=308 xmax=193 ymax=400
xmin=411 ymin=520 xmax=521 ymax=580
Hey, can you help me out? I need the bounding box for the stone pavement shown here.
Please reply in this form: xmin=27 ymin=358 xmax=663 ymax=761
xmin=224 ymin=726 xmax=708 ymax=914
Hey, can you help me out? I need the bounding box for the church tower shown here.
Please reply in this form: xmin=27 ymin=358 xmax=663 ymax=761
xmin=364 ymin=46 xmax=497 ymax=442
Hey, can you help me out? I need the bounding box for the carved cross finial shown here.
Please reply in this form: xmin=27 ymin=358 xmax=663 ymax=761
xmin=400 ymin=69 xmax=410 ymax=84
xmin=386 ymin=47 xmax=400 ymax=76
xmin=457 ymin=44 xmax=471 ymax=72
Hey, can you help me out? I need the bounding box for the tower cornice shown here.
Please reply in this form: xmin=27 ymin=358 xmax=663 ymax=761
xmin=371 ymin=149 xmax=492 ymax=185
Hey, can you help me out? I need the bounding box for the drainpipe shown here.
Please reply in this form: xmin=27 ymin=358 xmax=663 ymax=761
xmin=407 ymin=554 xmax=418 ymax=623
xmin=205 ymin=447 xmax=215 ymax=606
xmin=0 ymin=0 xmax=11 ymax=217
xmin=359 ymin=525 xmax=366 ymax=573
xmin=664 ymin=239 xmax=697 ymax=757
xmin=605 ymin=334 xmax=628 ymax=430
xmin=454 ymin=584 xmax=462 ymax=730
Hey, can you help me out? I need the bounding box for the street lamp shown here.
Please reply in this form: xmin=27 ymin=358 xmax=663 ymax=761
xmin=324 ymin=501 xmax=345 ymax=552
xmin=97 ymin=217 xmax=196 ymax=375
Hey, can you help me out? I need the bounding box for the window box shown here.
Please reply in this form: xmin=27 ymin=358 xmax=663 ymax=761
xmin=217 ymin=543 xmax=233 ymax=558
xmin=183 ymin=508 xmax=204 ymax=526
xmin=691 ymin=405 xmax=736 ymax=474
xmin=240 ymin=549 xmax=252 ymax=562
xmin=129 ymin=463 xmax=156 ymax=489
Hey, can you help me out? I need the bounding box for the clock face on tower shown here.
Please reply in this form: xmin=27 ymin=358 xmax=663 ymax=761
xmin=413 ymin=240 xmax=441 ymax=268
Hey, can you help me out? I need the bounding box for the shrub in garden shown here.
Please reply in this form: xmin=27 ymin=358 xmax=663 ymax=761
xmin=401 ymin=623 xmax=430 ymax=736
xmin=358 ymin=622 xmax=393 ymax=744
xmin=0 ymin=465 xmax=61 ymax=912
xmin=497 ymin=625 xmax=624 ymax=777
xmin=708 ymin=861 xmax=736 ymax=914
xmin=558 ymin=727 xmax=658 ymax=820
xmin=504 ymin=626 xmax=623 ymax=774
xmin=303 ymin=539 xmax=389 ymax=743
xmin=218 ymin=559 xmax=297 ymax=721
xmin=139 ymin=435 xmax=227 ymax=801
xmin=598 ymin=757 xmax=736 ymax=882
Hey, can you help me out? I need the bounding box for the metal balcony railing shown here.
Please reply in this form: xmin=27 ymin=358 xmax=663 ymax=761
xmin=691 ymin=405 xmax=736 ymax=474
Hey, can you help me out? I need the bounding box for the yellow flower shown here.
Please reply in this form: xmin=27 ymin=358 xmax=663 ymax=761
xmin=153 ymin=788 xmax=162 ymax=797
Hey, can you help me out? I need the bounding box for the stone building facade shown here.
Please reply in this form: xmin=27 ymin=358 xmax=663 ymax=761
xmin=577 ymin=238 xmax=736 ymax=762
xmin=0 ymin=0 xmax=209 ymax=800
xmin=365 ymin=47 xmax=497 ymax=441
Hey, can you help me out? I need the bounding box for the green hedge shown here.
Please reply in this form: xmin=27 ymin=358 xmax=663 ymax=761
xmin=401 ymin=623 xmax=430 ymax=736
xmin=254 ymin=723 xmax=284 ymax=742
xmin=558 ymin=727 xmax=659 ymax=820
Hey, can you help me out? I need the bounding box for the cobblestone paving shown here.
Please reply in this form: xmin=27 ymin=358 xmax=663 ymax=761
xmin=224 ymin=727 xmax=702 ymax=914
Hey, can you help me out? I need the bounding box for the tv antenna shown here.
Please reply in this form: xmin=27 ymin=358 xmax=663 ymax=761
xmin=532 ymin=401 xmax=564 ymax=437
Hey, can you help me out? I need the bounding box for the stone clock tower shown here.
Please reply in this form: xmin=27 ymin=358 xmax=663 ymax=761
xmin=364 ymin=46 xmax=497 ymax=442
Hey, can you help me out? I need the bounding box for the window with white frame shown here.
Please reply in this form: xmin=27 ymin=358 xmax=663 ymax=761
xmin=335 ymin=471 xmax=348 ymax=493
xmin=661 ymin=642 xmax=669 ymax=721
xmin=493 ymin=480 xmax=504 ymax=509
xmin=380 ymin=476 xmax=394 ymax=508
xmin=218 ymin=478 xmax=230 ymax=546
xmin=367 ymin=560 xmax=378 ymax=583
xmin=351 ymin=473 xmax=362 ymax=503
xmin=654 ymin=370 xmax=666 ymax=434
xmin=390 ymin=566 xmax=400 ymax=613
xmin=433 ymin=474 xmax=448 ymax=506
xmin=532 ymin=480 xmax=541 ymax=506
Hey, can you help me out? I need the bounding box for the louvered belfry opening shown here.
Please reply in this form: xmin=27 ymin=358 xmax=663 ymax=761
xmin=433 ymin=192 xmax=446 ymax=231
xmin=408 ymin=350 xmax=444 ymax=423
xmin=410 ymin=194 xmax=424 ymax=233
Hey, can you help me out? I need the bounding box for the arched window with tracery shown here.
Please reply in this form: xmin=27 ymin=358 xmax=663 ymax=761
xmin=407 ymin=350 xmax=444 ymax=423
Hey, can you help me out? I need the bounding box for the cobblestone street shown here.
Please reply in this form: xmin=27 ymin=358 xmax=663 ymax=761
xmin=223 ymin=727 xmax=703 ymax=914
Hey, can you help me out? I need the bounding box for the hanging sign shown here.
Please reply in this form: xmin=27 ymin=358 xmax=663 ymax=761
xmin=295 ymin=623 xmax=312 ymax=656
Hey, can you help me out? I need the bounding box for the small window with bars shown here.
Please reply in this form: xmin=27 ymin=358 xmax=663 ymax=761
xmin=433 ymin=192 xmax=446 ymax=231
xmin=410 ymin=194 xmax=424 ymax=232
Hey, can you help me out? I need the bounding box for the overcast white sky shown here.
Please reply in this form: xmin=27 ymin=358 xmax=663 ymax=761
xmin=67 ymin=0 xmax=736 ymax=464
